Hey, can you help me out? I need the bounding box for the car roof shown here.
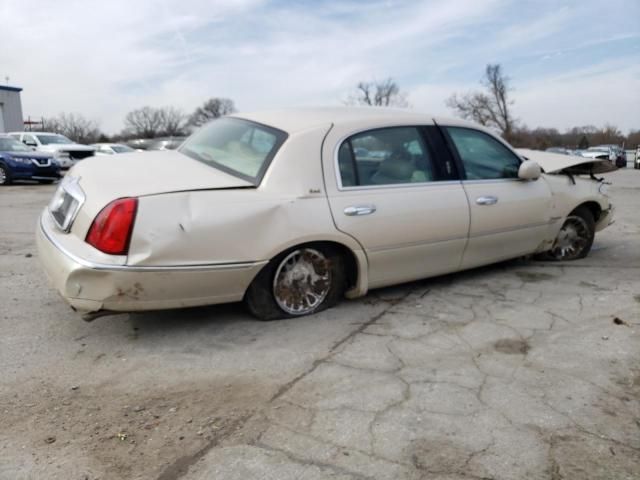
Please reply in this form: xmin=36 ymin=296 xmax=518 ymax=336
xmin=232 ymin=107 xmax=476 ymax=134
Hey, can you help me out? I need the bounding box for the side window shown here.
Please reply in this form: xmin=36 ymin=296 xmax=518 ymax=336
xmin=446 ymin=127 xmax=520 ymax=180
xmin=23 ymin=135 xmax=37 ymax=146
xmin=339 ymin=127 xmax=436 ymax=187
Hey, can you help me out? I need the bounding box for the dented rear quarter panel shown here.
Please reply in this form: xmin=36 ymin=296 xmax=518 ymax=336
xmin=124 ymin=124 xmax=368 ymax=294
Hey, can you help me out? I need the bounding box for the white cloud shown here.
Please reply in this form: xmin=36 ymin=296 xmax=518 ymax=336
xmin=515 ymin=60 xmax=640 ymax=132
xmin=1 ymin=0 xmax=637 ymax=134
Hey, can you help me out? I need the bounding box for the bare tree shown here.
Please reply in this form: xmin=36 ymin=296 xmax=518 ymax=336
xmin=347 ymin=78 xmax=409 ymax=108
xmin=446 ymin=64 xmax=516 ymax=140
xmin=43 ymin=113 xmax=102 ymax=144
xmin=124 ymin=107 xmax=164 ymax=138
xmin=188 ymin=98 xmax=236 ymax=127
xmin=124 ymin=106 xmax=186 ymax=138
xmin=159 ymin=107 xmax=187 ymax=136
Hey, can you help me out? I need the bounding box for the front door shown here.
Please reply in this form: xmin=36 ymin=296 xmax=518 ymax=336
xmin=442 ymin=126 xmax=552 ymax=269
xmin=323 ymin=125 xmax=470 ymax=289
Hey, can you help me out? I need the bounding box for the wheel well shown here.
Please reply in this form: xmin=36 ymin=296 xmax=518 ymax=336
xmin=273 ymin=241 xmax=359 ymax=290
xmin=572 ymin=201 xmax=602 ymax=222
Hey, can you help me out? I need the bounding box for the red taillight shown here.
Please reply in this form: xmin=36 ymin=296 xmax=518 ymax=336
xmin=85 ymin=198 xmax=138 ymax=255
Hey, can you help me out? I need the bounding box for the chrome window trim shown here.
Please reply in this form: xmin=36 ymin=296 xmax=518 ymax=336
xmin=332 ymin=124 xmax=455 ymax=192
xmin=461 ymin=178 xmax=522 ymax=185
xmin=40 ymin=213 xmax=262 ymax=272
xmin=337 ymin=180 xmax=463 ymax=192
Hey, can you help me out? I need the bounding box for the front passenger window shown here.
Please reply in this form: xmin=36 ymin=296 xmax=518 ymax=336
xmin=446 ymin=127 xmax=520 ymax=180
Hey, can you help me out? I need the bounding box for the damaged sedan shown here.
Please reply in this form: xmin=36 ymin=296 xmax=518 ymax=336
xmin=36 ymin=108 xmax=615 ymax=321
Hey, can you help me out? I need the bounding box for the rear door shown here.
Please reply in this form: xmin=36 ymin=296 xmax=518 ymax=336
xmin=440 ymin=125 xmax=553 ymax=269
xmin=323 ymin=124 xmax=470 ymax=289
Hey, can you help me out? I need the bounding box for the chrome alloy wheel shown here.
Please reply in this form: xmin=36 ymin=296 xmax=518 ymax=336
xmin=273 ymin=248 xmax=331 ymax=315
xmin=549 ymin=216 xmax=590 ymax=260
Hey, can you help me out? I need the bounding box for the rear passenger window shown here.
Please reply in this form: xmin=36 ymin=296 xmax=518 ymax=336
xmin=338 ymin=127 xmax=436 ymax=187
xmin=446 ymin=127 xmax=521 ymax=180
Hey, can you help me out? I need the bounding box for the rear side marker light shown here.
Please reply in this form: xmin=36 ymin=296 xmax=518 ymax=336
xmin=85 ymin=198 xmax=138 ymax=255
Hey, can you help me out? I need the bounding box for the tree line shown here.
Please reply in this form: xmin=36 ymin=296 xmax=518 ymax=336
xmin=39 ymin=69 xmax=638 ymax=149
xmin=41 ymin=97 xmax=236 ymax=144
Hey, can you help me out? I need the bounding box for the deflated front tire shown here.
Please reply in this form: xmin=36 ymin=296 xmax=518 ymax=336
xmin=538 ymin=206 xmax=595 ymax=261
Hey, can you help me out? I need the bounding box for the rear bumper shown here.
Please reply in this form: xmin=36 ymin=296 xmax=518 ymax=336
xmin=36 ymin=212 xmax=266 ymax=316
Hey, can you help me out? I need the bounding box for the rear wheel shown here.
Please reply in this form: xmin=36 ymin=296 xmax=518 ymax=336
xmin=0 ymin=165 xmax=12 ymax=185
xmin=244 ymin=245 xmax=346 ymax=321
xmin=540 ymin=206 xmax=595 ymax=261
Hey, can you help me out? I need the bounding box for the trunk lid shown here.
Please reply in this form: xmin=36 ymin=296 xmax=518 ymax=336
xmin=70 ymin=150 xmax=253 ymax=200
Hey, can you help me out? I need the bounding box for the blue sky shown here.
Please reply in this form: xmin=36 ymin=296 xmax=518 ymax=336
xmin=2 ymin=0 xmax=638 ymax=133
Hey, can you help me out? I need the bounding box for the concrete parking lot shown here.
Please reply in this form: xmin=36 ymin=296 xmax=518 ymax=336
xmin=1 ymin=170 xmax=639 ymax=480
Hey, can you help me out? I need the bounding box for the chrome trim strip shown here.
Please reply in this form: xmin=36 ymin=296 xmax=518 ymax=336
xmin=366 ymin=219 xmax=554 ymax=252
xmin=469 ymin=220 xmax=553 ymax=238
xmin=368 ymin=235 xmax=468 ymax=252
xmin=462 ymin=178 xmax=521 ymax=184
xmin=40 ymin=213 xmax=261 ymax=272
xmin=337 ymin=180 xmax=463 ymax=192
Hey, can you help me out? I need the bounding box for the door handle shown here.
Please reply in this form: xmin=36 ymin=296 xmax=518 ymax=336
xmin=476 ymin=196 xmax=498 ymax=206
xmin=344 ymin=205 xmax=376 ymax=216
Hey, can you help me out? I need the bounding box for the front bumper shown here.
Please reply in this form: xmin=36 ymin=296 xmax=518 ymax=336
xmin=595 ymin=204 xmax=615 ymax=232
xmin=36 ymin=212 xmax=266 ymax=317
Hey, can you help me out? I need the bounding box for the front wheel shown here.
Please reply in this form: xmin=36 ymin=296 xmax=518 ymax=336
xmin=0 ymin=165 xmax=12 ymax=185
xmin=244 ymin=245 xmax=346 ymax=321
xmin=539 ymin=206 xmax=595 ymax=261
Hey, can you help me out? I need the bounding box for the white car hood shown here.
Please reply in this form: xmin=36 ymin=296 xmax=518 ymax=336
xmin=516 ymin=149 xmax=617 ymax=175
xmin=70 ymin=150 xmax=253 ymax=200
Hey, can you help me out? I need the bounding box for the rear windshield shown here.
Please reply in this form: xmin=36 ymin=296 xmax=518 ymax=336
xmin=179 ymin=117 xmax=287 ymax=184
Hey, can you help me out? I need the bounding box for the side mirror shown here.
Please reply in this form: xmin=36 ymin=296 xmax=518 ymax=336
xmin=518 ymin=160 xmax=541 ymax=181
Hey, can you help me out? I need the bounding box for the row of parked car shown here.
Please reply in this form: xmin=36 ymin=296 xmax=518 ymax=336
xmin=0 ymin=131 xmax=186 ymax=185
xmin=546 ymin=144 xmax=639 ymax=169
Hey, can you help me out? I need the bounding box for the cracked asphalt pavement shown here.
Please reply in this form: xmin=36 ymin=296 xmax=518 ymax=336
xmin=1 ymin=170 xmax=639 ymax=480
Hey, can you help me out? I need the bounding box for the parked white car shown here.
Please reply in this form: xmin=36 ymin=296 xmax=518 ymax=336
xmin=91 ymin=143 xmax=136 ymax=155
xmin=36 ymin=108 xmax=615 ymax=321
xmin=8 ymin=132 xmax=95 ymax=169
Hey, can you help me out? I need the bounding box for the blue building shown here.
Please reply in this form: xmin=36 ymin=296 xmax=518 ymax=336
xmin=0 ymin=85 xmax=24 ymax=133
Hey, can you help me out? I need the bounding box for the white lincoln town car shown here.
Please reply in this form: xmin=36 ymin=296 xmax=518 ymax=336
xmin=37 ymin=108 xmax=615 ymax=321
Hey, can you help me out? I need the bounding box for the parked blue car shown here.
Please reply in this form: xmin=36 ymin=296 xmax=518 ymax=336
xmin=0 ymin=135 xmax=61 ymax=185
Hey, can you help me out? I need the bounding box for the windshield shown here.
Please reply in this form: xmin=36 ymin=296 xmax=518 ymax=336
xmin=0 ymin=137 xmax=32 ymax=152
xmin=179 ymin=118 xmax=287 ymax=183
xmin=112 ymin=145 xmax=134 ymax=153
xmin=36 ymin=134 xmax=73 ymax=145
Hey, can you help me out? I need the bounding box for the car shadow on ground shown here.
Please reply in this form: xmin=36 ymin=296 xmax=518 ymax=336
xmin=122 ymin=256 xmax=535 ymax=338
